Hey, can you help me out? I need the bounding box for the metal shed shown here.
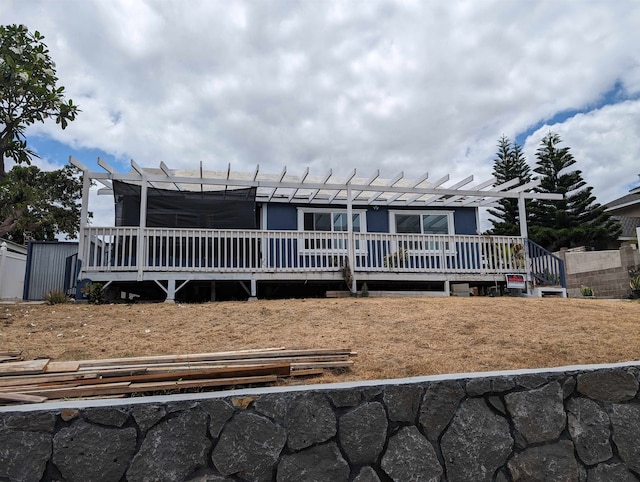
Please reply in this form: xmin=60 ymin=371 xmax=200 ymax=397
xmin=23 ymin=241 xmax=79 ymax=300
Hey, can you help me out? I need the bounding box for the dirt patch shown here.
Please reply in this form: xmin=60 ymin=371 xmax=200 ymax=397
xmin=1 ymin=297 xmax=640 ymax=384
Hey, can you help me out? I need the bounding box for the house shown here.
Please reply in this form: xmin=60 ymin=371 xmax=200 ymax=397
xmin=604 ymin=176 xmax=640 ymax=246
xmin=70 ymin=157 xmax=565 ymax=301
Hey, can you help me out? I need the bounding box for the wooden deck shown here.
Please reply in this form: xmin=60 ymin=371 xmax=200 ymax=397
xmin=81 ymin=227 xmax=529 ymax=278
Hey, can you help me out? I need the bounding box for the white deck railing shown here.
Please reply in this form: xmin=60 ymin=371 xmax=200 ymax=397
xmin=80 ymin=227 xmax=527 ymax=275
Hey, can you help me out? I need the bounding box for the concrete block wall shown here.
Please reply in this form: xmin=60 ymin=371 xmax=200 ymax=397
xmin=2 ymin=363 xmax=640 ymax=481
xmin=558 ymin=245 xmax=640 ymax=298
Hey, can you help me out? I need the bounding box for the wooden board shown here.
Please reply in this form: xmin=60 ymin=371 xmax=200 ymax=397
xmin=0 ymin=372 xmax=98 ymax=387
xmin=74 ymin=348 xmax=353 ymax=368
xmin=15 ymin=376 xmax=278 ymax=399
xmin=0 ymin=392 xmax=48 ymax=403
xmin=81 ymin=355 xmax=351 ymax=373
xmin=44 ymin=361 xmax=81 ymax=373
xmin=0 ymin=359 xmax=49 ymax=376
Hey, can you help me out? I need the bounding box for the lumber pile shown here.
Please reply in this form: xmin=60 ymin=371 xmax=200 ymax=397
xmin=0 ymin=350 xmax=23 ymax=363
xmin=0 ymin=347 xmax=356 ymax=405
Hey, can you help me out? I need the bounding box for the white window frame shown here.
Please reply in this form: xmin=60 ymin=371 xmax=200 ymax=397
xmin=297 ymin=208 xmax=368 ymax=233
xmin=297 ymin=208 xmax=368 ymax=255
xmin=388 ymin=210 xmax=455 ymax=255
xmin=388 ymin=210 xmax=454 ymax=235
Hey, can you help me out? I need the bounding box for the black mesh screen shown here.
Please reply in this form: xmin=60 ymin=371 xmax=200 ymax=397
xmin=113 ymin=181 xmax=257 ymax=229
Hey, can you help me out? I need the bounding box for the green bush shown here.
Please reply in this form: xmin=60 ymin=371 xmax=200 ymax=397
xmin=580 ymin=285 xmax=595 ymax=297
xmin=45 ymin=289 xmax=69 ymax=305
xmin=81 ymin=282 xmax=105 ymax=304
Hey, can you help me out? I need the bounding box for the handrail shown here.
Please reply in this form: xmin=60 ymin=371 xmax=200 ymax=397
xmin=526 ymin=240 xmax=566 ymax=288
xmin=78 ymin=227 xmax=529 ymax=276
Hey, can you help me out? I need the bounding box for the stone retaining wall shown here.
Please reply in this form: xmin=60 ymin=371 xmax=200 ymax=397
xmin=2 ymin=363 xmax=640 ymax=481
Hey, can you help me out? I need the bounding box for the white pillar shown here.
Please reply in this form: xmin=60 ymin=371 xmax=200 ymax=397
xmin=518 ymin=194 xmax=528 ymax=239
xmin=346 ymin=187 xmax=357 ymax=293
xmin=164 ymin=279 xmax=175 ymax=303
xmin=518 ymin=193 xmax=532 ymax=294
xmin=77 ymin=169 xmax=91 ymax=280
xmin=137 ymin=174 xmax=148 ymax=281
xmin=0 ymin=242 xmax=7 ymax=298
xmin=248 ymin=278 xmax=258 ymax=301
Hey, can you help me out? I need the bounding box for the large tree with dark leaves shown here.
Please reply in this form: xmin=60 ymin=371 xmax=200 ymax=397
xmin=0 ymin=164 xmax=85 ymax=244
xmin=0 ymin=24 xmax=79 ymax=178
xmin=487 ymin=135 xmax=532 ymax=235
xmin=529 ymin=132 xmax=620 ymax=251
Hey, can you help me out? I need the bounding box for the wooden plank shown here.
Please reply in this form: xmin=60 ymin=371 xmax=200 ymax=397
xmin=75 ymin=347 xmax=288 ymax=368
xmin=44 ymin=361 xmax=81 ymax=373
xmin=0 ymin=350 xmax=22 ymax=357
xmin=82 ymin=355 xmax=351 ymax=373
xmin=0 ymin=372 xmax=97 ymax=386
xmin=0 ymin=359 xmax=50 ymax=376
xmin=7 ymin=364 xmax=292 ymax=390
xmin=291 ymin=361 xmax=354 ymax=370
xmin=74 ymin=348 xmax=353 ymax=368
xmin=16 ymin=375 xmax=277 ymax=399
xmin=16 ymin=382 xmax=132 ymax=399
xmin=129 ymin=375 xmax=279 ymax=391
xmin=287 ymin=369 xmax=324 ymax=377
xmin=0 ymin=392 xmax=48 ymax=404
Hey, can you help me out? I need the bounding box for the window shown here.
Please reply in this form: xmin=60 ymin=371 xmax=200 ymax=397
xmin=300 ymin=210 xmax=365 ymax=233
xmin=391 ymin=212 xmax=453 ymax=235
xmin=390 ymin=211 xmax=454 ymax=252
xmin=298 ymin=209 xmax=367 ymax=253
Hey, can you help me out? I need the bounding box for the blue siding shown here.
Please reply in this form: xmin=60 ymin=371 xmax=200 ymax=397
xmin=264 ymin=203 xmax=478 ymax=234
xmin=453 ymin=208 xmax=477 ymax=235
xmin=266 ymin=204 xmax=298 ymax=230
xmin=366 ymin=208 xmax=389 ymax=232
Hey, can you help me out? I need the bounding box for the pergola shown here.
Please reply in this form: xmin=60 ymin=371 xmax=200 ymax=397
xmin=70 ymin=157 xmax=564 ymax=297
xmin=71 ymin=157 xmax=562 ymax=235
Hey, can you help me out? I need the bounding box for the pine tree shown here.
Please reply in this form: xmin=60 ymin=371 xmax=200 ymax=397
xmin=529 ymin=132 xmax=620 ymax=251
xmin=487 ymin=135 xmax=532 ymax=235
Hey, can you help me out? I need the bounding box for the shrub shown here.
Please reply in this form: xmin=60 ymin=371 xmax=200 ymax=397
xmin=361 ymin=282 xmax=369 ymax=298
xmin=81 ymin=282 xmax=105 ymax=304
xmin=45 ymin=289 xmax=69 ymax=305
xmin=580 ymin=285 xmax=595 ymax=297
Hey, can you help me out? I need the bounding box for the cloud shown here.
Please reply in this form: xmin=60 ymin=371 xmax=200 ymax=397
xmin=523 ymin=100 xmax=640 ymax=205
xmin=1 ymin=0 xmax=639 ymax=207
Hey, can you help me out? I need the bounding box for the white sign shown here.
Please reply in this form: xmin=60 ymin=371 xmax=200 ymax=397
xmin=505 ymin=274 xmax=526 ymax=289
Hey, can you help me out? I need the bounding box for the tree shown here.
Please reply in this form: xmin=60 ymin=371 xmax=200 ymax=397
xmin=0 ymin=24 xmax=79 ymax=178
xmin=0 ymin=164 xmax=85 ymax=244
xmin=487 ymin=135 xmax=532 ymax=235
xmin=529 ymin=132 xmax=620 ymax=251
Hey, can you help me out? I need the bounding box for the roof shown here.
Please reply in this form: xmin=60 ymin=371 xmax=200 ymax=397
xmin=611 ymin=216 xmax=640 ymax=239
xmin=605 ymin=188 xmax=640 ymax=212
xmin=70 ymin=157 xmax=563 ymax=208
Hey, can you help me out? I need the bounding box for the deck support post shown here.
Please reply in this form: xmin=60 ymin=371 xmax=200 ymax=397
xmin=518 ymin=193 xmax=532 ymax=294
xmin=77 ymin=165 xmax=91 ymax=281
xmin=346 ymin=186 xmax=357 ymax=294
xmin=444 ymin=280 xmax=451 ymax=296
xmin=164 ymin=279 xmax=176 ymax=303
xmin=210 ymin=282 xmax=216 ymax=302
xmin=137 ymin=172 xmax=148 ymax=282
xmin=249 ymin=278 xmax=258 ymax=301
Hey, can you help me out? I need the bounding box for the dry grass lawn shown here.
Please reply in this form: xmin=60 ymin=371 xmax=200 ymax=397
xmin=2 ymin=297 xmax=640 ymax=384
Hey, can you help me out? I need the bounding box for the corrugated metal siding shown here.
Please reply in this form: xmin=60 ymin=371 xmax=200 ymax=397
xmin=25 ymin=242 xmax=78 ymax=300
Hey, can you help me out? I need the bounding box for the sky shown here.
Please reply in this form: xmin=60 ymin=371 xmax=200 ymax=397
xmin=3 ymin=0 xmax=640 ymax=230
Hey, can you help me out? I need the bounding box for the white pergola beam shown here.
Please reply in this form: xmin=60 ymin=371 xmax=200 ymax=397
xmin=308 ymin=169 xmax=332 ymax=202
xmin=80 ymin=161 xmax=563 ymax=202
xmin=288 ymin=167 xmax=310 ymax=202
xmin=368 ymin=171 xmax=403 ymax=204
xmin=69 ymin=156 xmax=89 ymax=172
xmin=97 ymin=157 xmax=116 ymax=174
